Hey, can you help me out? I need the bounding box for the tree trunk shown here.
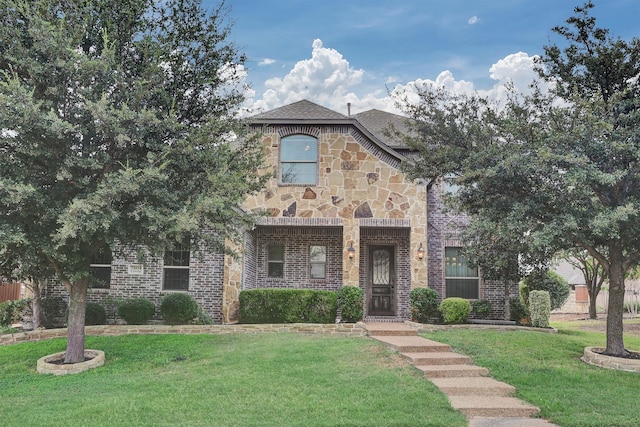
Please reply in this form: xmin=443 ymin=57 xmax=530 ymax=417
xmin=64 ymin=279 xmax=88 ymax=363
xmin=605 ymin=245 xmax=627 ymax=357
xmin=588 ymin=294 xmax=598 ymax=320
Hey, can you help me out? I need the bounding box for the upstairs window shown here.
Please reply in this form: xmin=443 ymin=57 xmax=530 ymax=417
xmin=280 ymin=135 xmax=317 ymax=185
xmin=90 ymin=246 xmax=112 ymax=289
xmin=163 ymin=242 xmax=190 ymax=290
xmin=445 ymin=247 xmax=479 ymax=299
xmin=309 ymin=245 xmax=327 ymax=279
xmin=267 ymin=244 xmax=284 ymax=278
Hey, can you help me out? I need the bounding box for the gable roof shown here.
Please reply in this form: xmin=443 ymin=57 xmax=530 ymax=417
xmin=352 ymin=109 xmax=410 ymax=149
xmin=250 ymin=99 xmax=412 ymax=160
xmin=251 ymin=99 xmax=348 ymax=121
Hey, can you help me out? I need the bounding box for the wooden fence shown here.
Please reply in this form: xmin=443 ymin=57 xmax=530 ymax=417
xmin=0 ymin=283 xmax=21 ymax=302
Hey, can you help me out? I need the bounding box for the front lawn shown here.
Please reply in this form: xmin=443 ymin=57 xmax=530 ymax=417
xmin=0 ymin=334 xmax=465 ymax=427
xmin=425 ymin=324 xmax=640 ymax=427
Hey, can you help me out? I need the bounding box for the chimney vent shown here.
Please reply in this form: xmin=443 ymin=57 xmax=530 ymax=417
xmin=347 ymin=102 xmax=351 ymax=116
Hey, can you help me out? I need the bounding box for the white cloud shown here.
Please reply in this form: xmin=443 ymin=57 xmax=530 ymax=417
xmin=247 ymin=40 xmax=547 ymax=116
xmin=259 ymin=58 xmax=276 ymax=66
xmin=251 ymin=39 xmax=365 ymax=114
xmin=468 ymin=16 xmax=479 ymax=25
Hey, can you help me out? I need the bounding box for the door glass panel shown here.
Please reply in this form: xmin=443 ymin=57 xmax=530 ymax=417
xmin=372 ymin=249 xmax=390 ymax=285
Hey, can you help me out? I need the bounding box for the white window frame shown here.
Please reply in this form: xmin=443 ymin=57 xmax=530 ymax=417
xmin=279 ymin=134 xmax=318 ymax=185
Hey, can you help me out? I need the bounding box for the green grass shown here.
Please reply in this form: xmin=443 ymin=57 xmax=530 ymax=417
xmin=424 ymin=326 xmax=640 ymax=427
xmin=0 ymin=334 xmax=466 ymax=427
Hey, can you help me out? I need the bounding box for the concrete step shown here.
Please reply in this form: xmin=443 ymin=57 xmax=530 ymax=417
xmin=372 ymin=335 xmax=452 ymax=353
xmin=416 ymin=364 xmax=489 ymax=378
xmin=402 ymin=351 xmax=472 ymax=365
xmin=364 ymin=322 xmax=417 ymax=337
xmin=448 ymin=396 xmax=540 ymax=418
xmin=430 ymin=377 xmax=515 ymax=396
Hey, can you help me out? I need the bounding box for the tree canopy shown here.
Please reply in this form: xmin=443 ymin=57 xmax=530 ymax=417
xmin=0 ymin=0 xmax=267 ymax=362
xmin=398 ymin=2 xmax=640 ymax=357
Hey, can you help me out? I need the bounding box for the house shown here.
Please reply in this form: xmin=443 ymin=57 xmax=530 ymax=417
xmin=42 ymin=100 xmax=510 ymax=323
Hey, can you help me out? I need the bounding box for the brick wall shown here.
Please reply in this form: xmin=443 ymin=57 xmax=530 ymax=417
xmin=42 ymin=244 xmax=225 ymax=323
xmin=246 ymin=226 xmax=344 ymax=291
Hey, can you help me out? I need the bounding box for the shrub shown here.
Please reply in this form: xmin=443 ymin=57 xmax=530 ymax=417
xmin=85 ymin=302 xmax=107 ymax=326
xmin=0 ymin=298 xmax=31 ymax=327
xmin=117 ymin=298 xmax=156 ymax=325
xmin=509 ymin=297 xmax=530 ymax=325
xmin=337 ymin=286 xmax=364 ymax=322
xmin=40 ymin=296 xmax=68 ymax=329
xmin=160 ymin=293 xmax=199 ymax=325
xmin=470 ymin=299 xmax=492 ymax=318
xmin=409 ymin=288 xmax=440 ymax=323
xmin=520 ymin=270 xmax=570 ymax=311
xmin=529 ymin=290 xmax=551 ymax=328
xmin=439 ymin=297 xmax=470 ymax=324
xmin=239 ymin=289 xmax=338 ymax=324
xmin=194 ymin=306 xmax=214 ymax=325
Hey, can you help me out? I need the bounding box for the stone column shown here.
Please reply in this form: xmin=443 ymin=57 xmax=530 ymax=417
xmin=343 ymin=219 xmax=360 ymax=287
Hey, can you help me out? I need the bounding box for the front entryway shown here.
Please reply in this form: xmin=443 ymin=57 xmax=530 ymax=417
xmin=368 ymin=246 xmax=395 ymax=316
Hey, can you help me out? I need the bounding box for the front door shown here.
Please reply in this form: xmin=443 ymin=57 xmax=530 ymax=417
xmin=368 ymin=246 xmax=395 ymax=316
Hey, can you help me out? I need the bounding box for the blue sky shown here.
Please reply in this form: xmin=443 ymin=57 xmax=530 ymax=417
xmin=205 ymin=0 xmax=640 ymax=114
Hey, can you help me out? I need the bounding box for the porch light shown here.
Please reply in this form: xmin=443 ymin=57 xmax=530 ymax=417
xmin=348 ymin=242 xmax=356 ymax=260
xmin=417 ymin=243 xmax=425 ymax=260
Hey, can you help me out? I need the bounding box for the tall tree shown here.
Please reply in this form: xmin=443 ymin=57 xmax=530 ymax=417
xmin=398 ymin=2 xmax=640 ymax=357
xmin=0 ymin=0 xmax=267 ymax=363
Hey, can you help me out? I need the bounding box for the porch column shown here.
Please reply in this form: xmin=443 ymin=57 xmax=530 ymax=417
xmin=343 ymin=219 xmax=360 ymax=287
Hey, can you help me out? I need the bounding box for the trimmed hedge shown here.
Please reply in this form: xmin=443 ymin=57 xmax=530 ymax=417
xmin=85 ymin=302 xmax=107 ymax=326
xmin=510 ymin=297 xmax=530 ymax=325
xmin=439 ymin=297 xmax=470 ymax=324
xmin=337 ymin=286 xmax=364 ymax=322
xmin=409 ymin=288 xmax=440 ymax=323
xmin=40 ymin=296 xmax=68 ymax=329
xmin=239 ymin=288 xmax=338 ymax=324
xmin=118 ymin=298 xmax=156 ymax=325
xmin=530 ymin=290 xmax=551 ymax=328
xmin=160 ymin=293 xmax=199 ymax=325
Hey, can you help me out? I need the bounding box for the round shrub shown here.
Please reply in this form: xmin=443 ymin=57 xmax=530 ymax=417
xmin=520 ymin=270 xmax=570 ymax=311
xmin=160 ymin=293 xmax=199 ymax=325
xmin=439 ymin=297 xmax=470 ymax=324
xmin=409 ymin=288 xmax=440 ymax=323
xmin=509 ymin=297 xmax=530 ymax=325
xmin=85 ymin=302 xmax=107 ymax=326
xmin=337 ymin=286 xmax=364 ymax=322
xmin=117 ymin=298 xmax=156 ymax=325
xmin=40 ymin=296 xmax=68 ymax=329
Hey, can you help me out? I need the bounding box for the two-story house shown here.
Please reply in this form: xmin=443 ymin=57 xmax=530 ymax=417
xmin=43 ymin=99 xmax=508 ymax=323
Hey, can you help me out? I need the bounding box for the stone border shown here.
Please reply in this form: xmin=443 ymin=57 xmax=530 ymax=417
xmin=406 ymin=321 xmax=558 ymax=334
xmin=1 ymin=323 xmax=367 ymax=346
xmin=37 ymin=350 xmax=105 ymax=375
xmin=582 ymin=347 xmax=640 ymax=373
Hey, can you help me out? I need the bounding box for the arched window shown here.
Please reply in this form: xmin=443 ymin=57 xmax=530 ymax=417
xmin=280 ymin=134 xmax=317 ymax=185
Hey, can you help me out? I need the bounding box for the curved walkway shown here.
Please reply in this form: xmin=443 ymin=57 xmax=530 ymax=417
xmin=365 ymin=322 xmax=560 ymax=427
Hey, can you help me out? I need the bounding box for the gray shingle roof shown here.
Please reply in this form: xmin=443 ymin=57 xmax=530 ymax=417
xmin=251 ymin=99 xmax=348 ymax=120
xmin=352 ymin=109 xmax=411 ymax=149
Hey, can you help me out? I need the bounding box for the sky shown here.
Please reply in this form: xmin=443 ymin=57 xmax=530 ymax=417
xmin=205 ymin=0 xmax=640 ymax=115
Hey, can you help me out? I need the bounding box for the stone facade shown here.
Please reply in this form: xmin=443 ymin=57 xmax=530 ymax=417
xmin=40 ymin=99 xmax=510 ymax=324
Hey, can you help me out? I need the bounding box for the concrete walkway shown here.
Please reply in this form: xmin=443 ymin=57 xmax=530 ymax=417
xmin=364 ymin=322 xmax=560 ymax=427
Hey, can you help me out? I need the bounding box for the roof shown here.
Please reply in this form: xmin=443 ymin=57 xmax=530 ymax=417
xmin=352 ymin=109 xmax=410 ymax=149
xmin=251 ymin=99 xmax=411 ymax=151
xmin=251 ymin=99 xmax=348 ymax=120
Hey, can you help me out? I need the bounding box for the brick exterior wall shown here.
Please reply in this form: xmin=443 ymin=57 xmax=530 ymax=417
xmin=426 ymin=181 xmax=513 ymax=319
xmin=42 ymin=245 xmax=225 ymax=323
xmin=244 ymin=226 xmax=343 ymax=291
